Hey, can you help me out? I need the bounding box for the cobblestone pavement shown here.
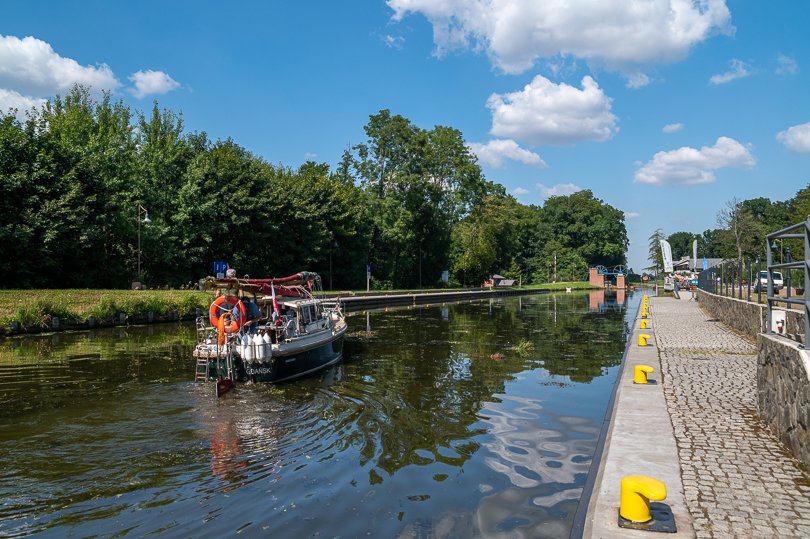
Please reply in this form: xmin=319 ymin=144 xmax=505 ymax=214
xmin=651 ymin=296 xmax=810 ymax=539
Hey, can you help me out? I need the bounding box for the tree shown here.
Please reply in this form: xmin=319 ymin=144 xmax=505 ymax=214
xmin=647 ymin=229 xmax=665 ymax=274
xmin=667 ymin=231 xmax=695 ymax=261
xmin=717 ymin=197 xmax=759 ymax=261
xmin=697 ymin=229 xmax=725 ymax=258
xmin=540 ymin=190 xmax=628 ymax=268
xmin=450 ymin=194 xmax=538 ymax=285
xmin=791 ymin=183 xmax=810 ymax=223
xmin=354 ymin=110 xmax=494 ymax=288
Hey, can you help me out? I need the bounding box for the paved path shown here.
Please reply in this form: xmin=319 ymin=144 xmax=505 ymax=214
xmin=652 ymin=295 xmax=810 ymax=538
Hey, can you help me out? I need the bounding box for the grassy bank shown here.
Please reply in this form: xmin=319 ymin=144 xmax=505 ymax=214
xmin=0 ymin=289 xmax=212 ymax=329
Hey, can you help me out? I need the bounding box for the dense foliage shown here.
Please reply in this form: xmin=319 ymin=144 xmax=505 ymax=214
xmin=0 ymin=87 xmax=628 ymax=289
xmin=661 ymin=190 xmax=807 ymax=266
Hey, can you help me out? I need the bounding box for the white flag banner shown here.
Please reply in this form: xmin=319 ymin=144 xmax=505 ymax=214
xmin=692 ymin=239 xmax=698 ymax=271
xmin=660 ymin=239 xmax=674 ymax=273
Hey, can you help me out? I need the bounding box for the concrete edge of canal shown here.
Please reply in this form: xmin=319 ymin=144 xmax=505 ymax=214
xmin=580 ymin=295 xmax=694 ymax=539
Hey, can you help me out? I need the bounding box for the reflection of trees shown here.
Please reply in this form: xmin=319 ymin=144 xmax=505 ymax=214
xmin=445 ymin=293 xmax=627 ymax=384
xmin=340 ymin=294 xmax=628 ymax=477
xmin=0 ymin=323 xmax=198 ymax=417
xmin=340 ymin=308 xmax=488 ymax=477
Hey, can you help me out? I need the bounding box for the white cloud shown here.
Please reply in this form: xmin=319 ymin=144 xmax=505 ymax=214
xmin=663 ymin=122 xmax=684 ymax=133
xmin=776 ymin=54 xmax=798 ymax=75
xmin=513 ymin=187 xmax=530 ymax=196
xmin=487 ymin=75 xmax=617 ymax=145
xmin=634 ymin=136 xmax=755 ymax=185
xmin=383 ymin=34 xmax=405 ymax=49
xmin=387 ymin=0 xmax=733 ymax=74
xmin=625 ymin=211 xmax=640 ymax=219
xmin=0 ymin=88 xmax=46 ymax=120
xmin=128 ymin=70 xmax=180 ymax=99
xmin=0 ymin=34 xmax=120 ymax=96
xmin=709 ymin=58 xmax=751 ymax=85
xmin=537 ymin=182 xmax=582 ymax=197
xmin=777 ymin=122 xmax=810 ymax=154
xmin=626 ymin=72 xmax=651 ymax=89
xmin=467 ymin=139 xmax=546 ymax=167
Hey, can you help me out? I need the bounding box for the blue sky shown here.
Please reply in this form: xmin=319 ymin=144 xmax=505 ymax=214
xmin=2 ymin=1 xmax=809 ymax=271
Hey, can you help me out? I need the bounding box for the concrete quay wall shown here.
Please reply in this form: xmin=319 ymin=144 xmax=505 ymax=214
xmin=336 ymin=287 xmax=547 ymax=311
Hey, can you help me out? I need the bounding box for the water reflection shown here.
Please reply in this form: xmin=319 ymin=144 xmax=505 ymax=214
xmin=0 ymin=292 xmax=636 ymax=537
xmin=588 ymin=289 xmax=626 ymax=312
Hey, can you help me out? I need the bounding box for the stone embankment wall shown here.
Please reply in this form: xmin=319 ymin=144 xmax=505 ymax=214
xmin=696 ymin=290 xmax=764 ymax=339
xmin=697 ymin=290 xmax=805 ymax=339
xmin=758 ymin=335 xmax=810 ymax=469
xmin=697 ymin=289 xmax=810 ymax=469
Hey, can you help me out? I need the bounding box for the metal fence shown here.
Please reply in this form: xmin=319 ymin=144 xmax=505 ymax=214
xmin=696 ymin=219 xmax=810 ymax=341
xmin=697 ymin=256 xmax=764 ymax=303
xmin=766 ymin=220 xmax=809 ymax=339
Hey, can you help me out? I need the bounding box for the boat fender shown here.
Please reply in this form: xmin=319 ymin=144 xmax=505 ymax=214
xmin=262 ymin=331 xmax=272 ymax=358
xmin=241 ymin=333 xmax=253 ymax=361
xmin=209 ymin=296 xmax=246 ymax=333
xmin=252 ymin=333 xmax=264 ymax=360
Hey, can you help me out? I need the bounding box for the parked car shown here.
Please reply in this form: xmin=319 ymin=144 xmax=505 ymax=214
xmin=754 ymin=270 xmax=783 ymax=292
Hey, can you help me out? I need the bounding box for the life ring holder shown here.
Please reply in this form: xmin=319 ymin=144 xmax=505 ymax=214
xmin=209 ymin=295 xmax=246 ymax=333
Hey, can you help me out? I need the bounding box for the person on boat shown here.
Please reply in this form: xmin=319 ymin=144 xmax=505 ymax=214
xmin=239 ymin=292 xmax=262 ymax=335
xmin=226 ymin=267 xmax=237 ymax=279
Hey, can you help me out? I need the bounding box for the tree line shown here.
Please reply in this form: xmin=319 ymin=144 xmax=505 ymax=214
xmin=0 ymin=86 xmax=628 ymax=290
xmin=647 ymin=186 xmax=810 ymax=273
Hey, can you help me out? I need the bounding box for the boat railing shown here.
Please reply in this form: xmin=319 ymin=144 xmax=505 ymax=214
xmin=196 ymin=315 xmax=211 ymax=344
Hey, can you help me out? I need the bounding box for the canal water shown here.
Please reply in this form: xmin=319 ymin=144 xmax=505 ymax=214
xmin=0 ymin=291 xmax=637 ymax=538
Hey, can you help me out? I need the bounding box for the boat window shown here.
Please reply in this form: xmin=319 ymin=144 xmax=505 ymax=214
xmin=300 ymin=305 xmax=311 ymax=324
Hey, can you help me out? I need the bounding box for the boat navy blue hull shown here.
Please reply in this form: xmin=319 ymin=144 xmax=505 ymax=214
xmin=208 ymin=335 xmax=344 ymax=383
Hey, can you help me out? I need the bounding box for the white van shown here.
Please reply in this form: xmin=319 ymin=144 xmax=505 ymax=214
xmin=754 ymin=270 xmax=783 ymax=292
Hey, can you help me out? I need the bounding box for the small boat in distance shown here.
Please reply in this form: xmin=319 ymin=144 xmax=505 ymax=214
xmin=193 ymin=272 xmax=347 ymax=396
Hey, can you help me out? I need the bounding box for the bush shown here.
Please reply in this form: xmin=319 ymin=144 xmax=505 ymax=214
xmin=14 ymin=300 xmax=79 ymax=327
xmin=371 ymin=279 xmax=393 ymax=291
xmin=178 ymin=294 xmax=208 ymax=314
xmin=89 ymin=296 xmax=119 ymax=320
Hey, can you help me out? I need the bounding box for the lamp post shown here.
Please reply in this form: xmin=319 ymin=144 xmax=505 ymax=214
xmin=137 ymin=204 xmax=151 ymax=283
xmin=773 ymin=238 xmax=784 ymax=264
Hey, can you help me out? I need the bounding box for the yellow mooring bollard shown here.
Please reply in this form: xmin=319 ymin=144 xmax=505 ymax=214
xmin=638 ymin=333 xmax=651 ymax=346
xmin=639 ymin=320 xmax=648 ymax=329
xmin=620 ymin=475 xmax=667 ymax=523
xmin=634 ymin=364 xmax=654 ymax=384
xmin=641 ymin=310 xmax=648 ymax=319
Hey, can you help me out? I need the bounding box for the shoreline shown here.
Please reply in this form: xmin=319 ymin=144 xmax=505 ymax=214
xmin=0 ymin=283 xmax=621 ymax=337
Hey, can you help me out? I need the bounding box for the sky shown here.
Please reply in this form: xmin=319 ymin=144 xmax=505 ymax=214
xmin=2 ymin=1 xmax=809 ymax=272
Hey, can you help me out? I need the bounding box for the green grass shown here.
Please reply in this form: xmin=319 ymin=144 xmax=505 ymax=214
xmin=0 ymin=289 xmax=212 ymax=329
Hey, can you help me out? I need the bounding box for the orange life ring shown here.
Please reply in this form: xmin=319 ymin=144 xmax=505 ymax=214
xmin=209 ymin=296 xmax=246 ymax=333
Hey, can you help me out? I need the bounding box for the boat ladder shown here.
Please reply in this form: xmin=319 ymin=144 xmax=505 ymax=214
xmin=194 ymin=357 xmax=209 ymax=382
